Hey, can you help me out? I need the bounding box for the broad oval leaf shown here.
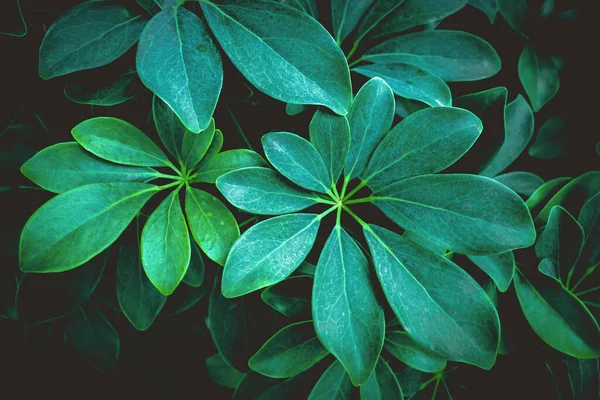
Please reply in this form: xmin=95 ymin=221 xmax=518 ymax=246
xmin=353 ymin=62 xmax=452 ymax=107
xmin=201 ymin=0 xmax=352 ymax=115
xmin=493 ymin=172 xmax=544 ymax=197
xmin=307 ymin=360 xmax=353 ymax=400
xmin=468 ymin=252 xmax=516 ymax=292
xmin=374 ymin=174 xmax=536 ymax=255
xmin=526 ymin=177 xmax=572 ymax=218
xmin=141 ymin=190 xmax=191 ymax=295
xmin=206 ymin=353 xmax=245 ymax=389
xmin=20 ymin=182 xmax=157 ymax=272
xmin=385 ymin=331 xmax=447 ymax=373
xmin=528 ymin=116 xmax=567 ymax=159
xmin=72 ymin=117 xmax=170 ymax=167
xmin=518 ymin=44 xmax=560 ymax=112
xmin=65 ymin=69 xmax=143 ymax=106
xmin=193 ymin=150 xmax=266 ymax=183
xmin=205 ymin=128 xmax=224 ymax=160
xmin=331 ymin=0 xmax=375 ymax=44
xmin=514 ymin=270 xmax=600 ymax=358
xmin=261 ymin=276 xmax=312 ymax=319
xmin=222 ymin=214 xmax=320 ymax=298
xmin=313 ymin=226 xmax=385 ymax=385
xmin=182 ymin=241 xmax=205 ymax=287
xmin=217 ymin=167 xmax=319 ymax=215
xmin=345 ymin=77 xmax=395 ymax=179
xmin=359 ymin=358 xmax=404 ymax=400
xmin=180 ymin=119 xmax=215 ymax=169
xmin=364 ymin=30 xmax=500 ymax=82
xmin=185 ymin=187 xmax=239 ymax=266
xmin=364 ymin=107 xmax=482 ymax=191
xmin=39 ymin=1 xmax=146 ymax=79
xmin=469 ymin=0 xmax=498 ymax=23
xmin=249 ymin=321 xmax=329 ymax=378
xmin=21 ymin=142 xmax=157 ymax=193
xmin=573 ymin=192 xmax=600 ymax=284
xmin=364 ymin=225 xmax=500 ymax=369
xmin=309 ymin=109 xmax=350 ymax=185
xmin=137 ymin=6 xmax=222 ymax=133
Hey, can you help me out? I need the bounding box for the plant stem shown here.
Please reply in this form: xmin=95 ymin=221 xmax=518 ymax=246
xmin=336 ymin=205 xmax=342 ymax=227
xmin=158 ymin=181 xmax=181 ymax=191
xmin=151 ymin=172 xmax=182 ymax=180
xmin=575 ymin=284 xmax=600 ymax=297
xmin=344 ymin=196 xmax=376 ymax=205
xmin=340 ymin=176 xmax=350 ymax=199
xmin=166 ymin=161 xmax=183 ymax=177
xmin=315 ymin=196 xmax=336 ymax=205
xmin=570 ymin=267 xmax=596 ymax=292
xmin=317 ymin=204 xmax=338 ymax=220
xmin=344 ymin=180 xmax=368 ymax=200
xmin=227 ymin=106 xmax=253 ymax=150
xmin=239 ymin=215 xmax=259 ymax=229
xmin=346 ymin=41 xmax=360 ymax=61
xmin=331 ymin=181 xmax=340 ymax=200
xmin=348 ymin=57 xmax=364 ymax=69
xmin=342 ymin=204 xmax=367 ymax=227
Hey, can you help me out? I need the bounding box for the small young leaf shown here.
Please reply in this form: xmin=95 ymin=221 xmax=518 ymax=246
xmin=309 ymin=109 xmax=350 ymax=185
xmin=493 ymin=172 xmax=544 ymax=197
xmin=206 ymin=353 xmax=245 ymax=388
xmin=183 ymin=242 xmax=205 ymax=288
xmin=572 ymin=192 xmax=600 ymax=284
xmin=468 ymin=252 xmax=516 ymax=292
xmin=286 ymin=103 xmax=307 ymax=116
xmin=331 ymin=0 xmax=375 ymax=44
xmin=528 ymin=116 xmax=567 ymax=159
xmin=65 ymin=69 xmax=143 ymax=106
xmin=359 ymin=358 xmax=404 ymax=400
xmin=497 ymin=0 xmax=528 ymax=36
xmin=193 ymin=150 xmax=266 ymax=183
xmin=526 ymin=177 xmax=572 ymax=218
xmin=385 ymin=331 xmax=446 ymax=373
xmin=469 ymin=0 xmax=498 ymax=23
xmin=205 ymin=129 xmax=224 ymax=160
xmin=308 ymin=360 xmax=353 ymax=400
xmin=538 ymin=258 xmax=558 ymax=280
xmin=261 ymin=276 xmax=312 ymax=319
xmin=180 ymin=119 xmax=215 ymax=170
xmin=518 ymin=45 xmax=560 ymax=112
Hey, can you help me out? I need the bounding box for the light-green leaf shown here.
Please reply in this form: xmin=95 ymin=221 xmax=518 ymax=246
xmin=468 ymin=251 xmax=516 ymax=292
xmin=385 ymin=331 xmax=446 ymax=373
xmin=249 ymin=321 xmax=329 ymax=378
xmin=307 ymin=360 xmax=353 ymax=400
xmin=38 ymin=1 xmax=146 ymax=79
xmin=364 ymin=225 xmax=500 ymax=369
xmin=313 ymin=226 xmax=385 ymax=385
xmin=72 ymin=117 xmax=170 ymax=167
xmin=528 ymin=116 xmax=567 ymax=159
xmin=201 ymin=0 xmax=352 ymax=115
xmin=193 ymin=150 xmax=266 ymax=183
xmin=20 ymin=182 xmax=157 ymax=273
xmin=493 ymin=172 xmax=544 ymax=197
xmin=518 ymin=44 xmax=560 ymax=112
xmin=374 ymin=174 xmax=535 ymax=255
xmin=359 ymin=358 xmax=404 ymax=400
xmin=309 ymin=109 xmax=350 ymax=185
xmin=331 ymin=0 xmax=375 ymax=44
xmin=222 ymin=214 xmax=320 ymax=298
xmin=217 ymin=167 xmax=319 ymax=215
xmin=185 ymin=187 xmax=239 ymax=265
xmin=137 ymin=6 xmax=222 ymax=133
xmin=363 ymin=107 xmax=482 ymax=191
xmin=205 ymin=128 xmax=224 ymax=160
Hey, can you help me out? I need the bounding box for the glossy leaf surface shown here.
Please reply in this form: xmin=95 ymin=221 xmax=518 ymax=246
xmin=519 ymin=45 xmax=560 ymax=112
xmin=529 ymin=116 xmax=567 ymax=159
xmin=359 ymin=358 xmax=403 ymax=399
xmin=385 ymin=331 xmax=447 ymax=373
xmin=193 ymin=150 xmax=266 ymax=183
xmin=307 ymin=360 xmax=353 ymax=400
xmin=493 ymin=172 xmax=544 ymax=197
xmin=309 ymin=109 xmax=350 ymax=185
xmin=468 ymin=252 xmax=515 ymax=292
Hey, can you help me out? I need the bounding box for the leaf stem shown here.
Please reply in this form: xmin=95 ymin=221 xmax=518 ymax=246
xmin=151 ymin=171 xmax=182 ymax=180
xmin=340 ymin=176 xmax=350 ymax=199
xmin=575 ymin=284 xmax=600 ymax=297
xmin=239 ymin=215 xmax=259 ymax=229
xmin=331 ymin=181 xmax=340 ymax=200
xmin=344 ymin=196 xmax=376 ymax=205
xmin=165 ymin=161 xmax=183 ymax=177
xmin=570 ymin=267 xmax=597 ymax=293
xmin=348 ymin=57 xmax=364 ymax=69
xmin=344 ymin=179 xmax=368 ymax=200
xmin=227 ymin=106 xmax=253 ymax=150
xmin=317 ymin=204 xmax=338 ymax=220
xmin=157 ymin=181 xmax=181 ymax=191
xmin=315 ymin=196 xmax=336 ymax=205
xmin=342 ymin=205 xmax=367 ymax=227
xmin=336 ymin=205 xmax=342 ymax=227
xmin=346 ymin=41 xmax=360 ymax=61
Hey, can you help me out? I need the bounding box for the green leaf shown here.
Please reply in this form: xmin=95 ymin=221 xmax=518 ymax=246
xmin=526 ymin=177 xmax=572 ymax=218
xmin=355 ymin=0 xmax=407 ymax=42
xmin=135 ymin=0 xmax=162 ymax=15
xmin=481 ymin=95 xmax=535 ymax=177
xmin=72 ymin=117 xmax=170 ymax=167
xmin=364 ymin=225 xmax=500 ymax=369
xmin=363 ymin=30 xmax=500 ymax=82
xmin=152 ymin=95 xmax=186 ymax=162
xmin=141 ymin=190 xmax=190 ymax=295
xmin=262 ymin=132 xmax=332 ymax=194
xmin=359 ymin=358 xmax=404 ymax=399
xmin=38 ymin=1 xmax=146 ymax=79
xmin=193 ymin=150 xmax=266 ymax=183
xmin=309 ymin=109 xmax=350 ymax=185
xmin=286 ymin=103 xmax=307 ymax=116
xmin=201 ymin=0 xmax=352 ymax=115
xmin=68 ymin=305 xmax=120 ymax=373
xmin=394 ymin=367 xmax=430 ymax=399
xmin=183 ymin=242 xmax=205 ymax=287
xmin=277 ymin=0 xmax=319 ymax=19
xmin=493 ymin=172 xmax=544 ymax=197
xmin=514 ymin=270 xmax=600 ymax=358
xmin=353 ymin=63 xmax=451 ymax=107
xmin=313 ymin=226 xmax=385 ymax=385
xmin=181 ymin=119 xmax=215 ymax=170
xmin=345 ymin=77 xmax=395 ymax=179
xmin=222 ymin=214 xmax=320 ymax=298
xmin=249 ymin=321 xmax=329 ymax=378
xmin=261 ymin=276 xmax=312 ymax=318
xmin=363 ymin=107 xmax=482 ymax=191
xmin=205 ymin=129 xmax=224 ymax=160
xmin=0 ymin=0 xmax=27 ymax=37
xmin=518 ymin=44 xmax=560 ymax=112
xmin=331 ymin=0 xmax=375 ymax=44
xmin=116 ymin=243 xmax=167 ymax=330
xmin=482 ymin=281 xmax=514 ymax=354
xmin=374 ymin=174 xmax=535 ymax=255
xmin=185 ymin=187 xmax=239 ymax=265
xmin=468 ymin=252 xmax=515 ymax=292
xmin=308 ymin=360 xmax=353 ymax=399
xmin=217 ymin=167 xmax=319 ymax=215
xmin=564 ymin=357 xmax=600 ymax=400
xmin=20 ymin=182 xmax=157 ymax=273
xmin=137 ymin=6 xmax=222 ymax=133
xmin=538 ymin=258 xmax=558 ymax=280
xmin=571 ymin=192 xmax=600 ymax=286
xmin=385 ymin=331 xmax=447 ymax=373
xmin=469 ymin=0 xmax=498 ymax=23
xmin=21 ymin=142 xmax=157 ymax=194
xmin=65 ymin=69 xmax=143 ymax=106
xmin=497 ymin=0 xmax=528 ymax=36
xmin=528 ymin=116 xmax=567 ymax=159
xmin=403 ymin=231 xmax=447 ymax=255
xmin=206 ymin=353 xmax=245 ymax=388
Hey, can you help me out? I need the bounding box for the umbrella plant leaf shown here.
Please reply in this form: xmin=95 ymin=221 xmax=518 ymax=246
xmin=193 ymin=150 xmax=266 ymax=184
xmin=182 ymin=241 xmax=205 ymax=288
xmin=493 ymin=172 xmax=544 ymax=197
xmin=469 ymin=0 xmax=498 ymax=23
xmin=571 ymin=192 xmax=600 ymax=287
xmin=518 ymin=44 xmax=560 ymax=112
xmin=528 ymin=116 xmax=568 ymax=159
xmin=307 ymin=360 xmax=353 ymax=400
xmin=205 ymin=129 xmax=224 ymax=160
xmin=180 ymin=119 xmax=215 ymax=170
xmin=359 ymin=358 xmax=404 ymax=400
xmin=385 ymin=331 xmax=447 ymax=373
xmin=261 ymin=276 xmax=312 ymax=319
xmin=309 ymin=109 xmax=350 ymax=185
xmin=526 ymin=177 xmax=572 ymax=218
xmin=468 ymin=251 xmax=516 ymax=292
xmin=331 ymin=0 xmax=375 ymax=44
xmin=206 ymin=353 xmax=245 ymax=388
xmin=64 ymin=69 xmax=143 ymax=107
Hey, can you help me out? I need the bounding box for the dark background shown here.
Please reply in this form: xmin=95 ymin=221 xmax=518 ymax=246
xmin=0 ymin=0 xmax=596 ymax=399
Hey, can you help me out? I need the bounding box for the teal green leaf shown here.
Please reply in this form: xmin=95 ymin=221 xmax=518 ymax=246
xmin=65 ymin=69 xmax=143 ymax=106
xmin=374 ymin=174 xmax=535 ymax=255
xmin=297 ymin=261 xmax=317 ymax=276
xmin=137 ymin=6 xmax=222 ymax=133
xmin=538 ymin=258 xmax=558 ymax=280
xmin=308 ymin=360 xmax=353 ymax=400
xmin=152 ymin=95 xmax=186 ymax=161
xmin=205 ymin=128 xmax=224 ymax=160
xmin=493 ymin=172 xmax=544 ymax=197
xmin=217 ymin=167 xmax=319 ymax=215
xmin=261 ymin=276 xmax=312 ymax=318
xmin=181 ymin=119 xmax=215 ymax=169
xmin=497 ymin=0 xmax=528 ymax=36
xmin=526 ymin=177 xmax=572 ymax=218
xmin=564 ymin=357 xmax=600 ymax=400
xmin=364 ymin=225 xmax=500 ymax=369
xmin=262 ymin=132 xmax=332 ymax=194
xmin=519 ymin=45 xmax=560 ymax=112
xmin=183 ymin=242 xmax=205 ymax=287
xmin=345 ymin=77 xmax=395 ymax=179
xmin=286 ymin=103 xmax=307 ymax=116
xmin=193 ymin=150 xmax=266 ymax=183
xmin=313 ymin=226 xmax=385 ymax=385
xmin=331 ymin=0 xmax=375 ymax=44
xmin=20 ymin=182 xmax=157 ymax=273
xmin=185 ymin=187 xmax=239 ymax=265
xmin=395 ymin=96 xmax=428 ymax=118
xmin=141 ymin=190 xmax=190 ymax=295
xmin=201 ymin=0 xmax=352 ymax=115
xmin=38 ymin=1 xmax=146 ymax=79
xmin=394 ymin=367 xmax=430 ymax=399
xmin=363 ymin=107 xmax=482 ymax=191
xmin=135 ymin=0 xmax=162 ymax=15
xmin=309 ymin=109 xmax=350 ymax=185
xmin=116 ymin=243 xmax=167 ymax=330
xmin=483 ymin=281 xmax=515 ymax=354
xmin=468 ymin=252 xmax=515 ymax=292
xmin=403 ymin=231 xmax=447 ymax=255
xmin=359 ymin=358 xmax=404 ymax=399
xmin=571 ymin=192 xmax=600 ymax=286
xmin=355 ymin=0 xmax=407 ymax=42
xmin=385 ymin=331 xmax=447 ymax=373
xmin=528 ymin=116 xmax=567 ymax=159
xmin=222 ymin=214 xmax=320 ymax=298
xmin=469 ymin=0 xmax=498 ymax=23
xmin=72 ymin=117 xmax=170 ymax=167
xmin=353 ymin=63 xmax=451 ymax=107
xmin=206 ymin=353 xmax=245 ymax=388
xmin=249 ymin=321 xmax=329 ymax=378
xmin=481 ymin=95 xmax=535 ymax=177
xmin=514 ymin=270 xmax=600 ymax=358
xmin=0 ymin=0 xmax=27 ymax=37
xmin=364 ymin=30 xmax=500 ymax=82
xmin=68 ymin=306 xmax=120 ymax=373
xmin=277 ymin=0 xmax=318 ymax=19
xmin=21 ymin=142 xmax=157 ymax=193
